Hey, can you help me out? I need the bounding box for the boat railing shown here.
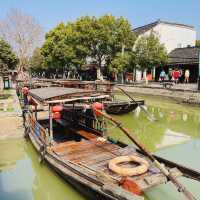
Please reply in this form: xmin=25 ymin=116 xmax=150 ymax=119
xmin=62 ymin=109 xmax=105 ymax=133
xmin=27 ymin=113 xmax=49 ymax=144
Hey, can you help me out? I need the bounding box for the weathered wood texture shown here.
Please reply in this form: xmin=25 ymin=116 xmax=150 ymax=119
xmin=51 ymin=134 xmax=181 ymax=191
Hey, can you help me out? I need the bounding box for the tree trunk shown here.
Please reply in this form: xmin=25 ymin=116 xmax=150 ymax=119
xmin=97 ymin=59 xmax=103 ymax=80
xmin=121 ymin=73 xmax=124 ymax=84
xmin=97 ymin=67 xmax=102 ymax=80
xmin=0 ymin=76 xmax=3 ymax=91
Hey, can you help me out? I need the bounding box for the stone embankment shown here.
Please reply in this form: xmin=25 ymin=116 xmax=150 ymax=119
xmin=0 ymin=90 xmax=23 ymax=139
xmin=117 ymin=83 xmax=200 ymax=105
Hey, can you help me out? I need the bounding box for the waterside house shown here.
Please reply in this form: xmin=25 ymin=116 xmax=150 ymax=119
xmin=167 ymin=47 xmax=200 ymax=82
xmin=132 ymin=20 xmax=197 ymax=82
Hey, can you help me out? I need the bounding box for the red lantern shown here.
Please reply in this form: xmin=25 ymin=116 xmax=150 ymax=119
xmin=52 ymin=105 xmax=63 ymax=112
xmin=52 ymin=112 xmax=61 ymax=119
xmin=92 ymin=102 xmax=103 ymax=117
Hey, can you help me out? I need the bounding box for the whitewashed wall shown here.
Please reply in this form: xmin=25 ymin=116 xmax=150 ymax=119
xmin=139 ymin=23 xmax=196 ymax=53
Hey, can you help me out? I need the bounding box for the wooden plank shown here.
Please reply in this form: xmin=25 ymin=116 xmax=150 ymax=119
xmin=77 ymin=130 xmax=97 ymax=140
xmin=54 ymin=140 xmax=120 ymax=157
xmin=60 ymin=142 xmax=120 ymax=162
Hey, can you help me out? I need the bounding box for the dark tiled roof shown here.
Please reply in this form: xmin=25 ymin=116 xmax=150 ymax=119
xmin=29 ymin=87 xmax=93 ymax=102
xmin=133 ymin=20 xmax=195 ymax=35
xmin=133 ymin=21 xmax=159 ymax=35
xmin=168 ymin=47 xmax=200 ymax=65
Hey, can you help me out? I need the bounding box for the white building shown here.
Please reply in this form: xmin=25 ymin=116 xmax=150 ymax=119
xmin=132 ymin=20 xmax=197 ymax=81
xmin=133 ymin=20 xmax=196 ymax=53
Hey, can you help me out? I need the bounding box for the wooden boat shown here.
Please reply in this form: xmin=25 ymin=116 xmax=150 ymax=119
xmin=23 ymin=87 xmax=199 ymax=200
xmin=43 ymin=79 xmax=145 ymax=115
xmin=103 ymin=100 xmax=144 ymax=115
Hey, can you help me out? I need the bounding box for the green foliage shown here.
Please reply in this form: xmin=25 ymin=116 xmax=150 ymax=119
xmin=196 ymin=40 xmax=200 ymax=47
xmin=41 ymin=16 xmax=168 ymax=78
xmin=41 ymin=15 xmax=136 ymax=74
xmin=109 ymin=52 xmax=131 ymax=73
xmin=0 ymin=38 xmax=18 ymax=71
xmin=29 ymin=47 xmax=46 ymax=73
xmin=134 ymin=32 xmax=168 ymax=69
xmin=42 ymin=22 xmax=87 ymax=70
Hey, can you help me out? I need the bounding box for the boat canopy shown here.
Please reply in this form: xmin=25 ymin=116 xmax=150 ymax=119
xmin=28 ymin=87 xmax=109 ymax=104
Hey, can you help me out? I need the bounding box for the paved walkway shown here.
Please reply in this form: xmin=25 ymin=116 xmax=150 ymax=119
xmin=118 ymin=82 xmax=198 ymax=92
xmin=116 ymin=82 xmax=200 ymax=105
xmin=0 ymin=90 xmax=23 ymax=139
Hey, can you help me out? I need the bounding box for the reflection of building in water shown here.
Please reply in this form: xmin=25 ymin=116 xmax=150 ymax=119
xmin=169 ymin=111 xmax=177 ymax=120
xmin=156 ymin=128 xmax=191 ymax=148
xmin=134 ymin=106 xmax=141 ymax=118
xmin=159 ymin=111 xmax=164 ymax=118
xmin=182 ymin=113 xmax=188 ymax=122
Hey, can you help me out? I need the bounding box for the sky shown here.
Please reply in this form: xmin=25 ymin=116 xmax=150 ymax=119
xmin=0 ymin=0 xmax=200 ymax=38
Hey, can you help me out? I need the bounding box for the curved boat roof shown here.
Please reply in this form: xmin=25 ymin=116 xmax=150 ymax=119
xmin=29 ymin=87 xmax=108 ymax=104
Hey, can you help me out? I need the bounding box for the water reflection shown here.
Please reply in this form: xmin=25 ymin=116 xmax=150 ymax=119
xmin=110 ymin=96 xmax=200 ymax=152
xmin=1 ymin=95 xmax=200 ymax=200
xmin=0 ymin=138 xmax=25 ymax=171
xmin=0 ymin=138 xmax=85 ymax=200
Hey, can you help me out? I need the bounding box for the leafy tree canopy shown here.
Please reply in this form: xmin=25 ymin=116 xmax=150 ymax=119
xmin=0 ymin=38 xmax=18 ymax=71
xmin=196 ymin=40 xmax=200 ymax=47
xmin=134 ymin=32 xmax=168 ymax=69
xmin=41 ymin=15 xmax=136 ymax=76
xmin=29 ymin=47 xmax=46 ymax=73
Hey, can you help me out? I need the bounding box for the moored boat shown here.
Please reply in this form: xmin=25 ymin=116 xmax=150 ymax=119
xmin=23 ymin=87 xmax=198 ymax=200
xmin=103 ymin=100 xmax=144 ymax=115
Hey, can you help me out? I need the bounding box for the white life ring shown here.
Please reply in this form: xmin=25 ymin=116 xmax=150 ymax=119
xmin=108 ymin=155 xmax=149 ymax=176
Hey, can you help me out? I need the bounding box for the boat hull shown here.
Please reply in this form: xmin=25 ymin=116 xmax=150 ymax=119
xmin=104 ymin=100 xmax=144 ymax=115
xmin=27 ymin=129 xmax=123 ymax=200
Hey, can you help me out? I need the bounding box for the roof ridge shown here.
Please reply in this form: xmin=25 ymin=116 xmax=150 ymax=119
xmin=133 ymin=20 xmax=195 ymax=34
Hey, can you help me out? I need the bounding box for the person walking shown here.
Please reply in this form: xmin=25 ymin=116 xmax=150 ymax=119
xmin=172 ymin=69 xmax=180 ymax=84
xmin=184 ymin=69 xmax=190 ymax=83
xmin=159 ymin=69 xmax=166 ymax=82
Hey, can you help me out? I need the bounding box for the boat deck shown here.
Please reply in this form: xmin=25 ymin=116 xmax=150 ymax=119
xmin=50 ymin=130 xmax=181 ymax=191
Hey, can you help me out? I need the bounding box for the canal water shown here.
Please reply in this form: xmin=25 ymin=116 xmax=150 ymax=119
xmin=0 ymin=95 xmax=200 ymax=200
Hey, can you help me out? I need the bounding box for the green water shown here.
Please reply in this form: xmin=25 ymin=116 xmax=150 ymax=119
xmin=0 ymin=95 xmax=200 ymax=200
xmin=0 ymin=139 xmax=85 ymax=200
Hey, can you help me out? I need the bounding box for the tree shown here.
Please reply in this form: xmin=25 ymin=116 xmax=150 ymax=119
xmin=73 ymin=15 xmax=136 ymax=79
xmin=42 ymin=22 xmax=87 ymax=75
xmin=196 ymin=40 xmax=200 ymax=47
xmin=134 ymin=32 xmax=168 ymax=69
xmin=29 ymin=47 xmax=45 ymax=74
xmin=41 ymin=15 xmax=136 ymax=80
xmin=109 ymin=52 xmax=132 ymax=81
xmin=0 ymin=9 xmax=43 ymax=74
xmin=0 ymin=38 xmax=18 ymax=72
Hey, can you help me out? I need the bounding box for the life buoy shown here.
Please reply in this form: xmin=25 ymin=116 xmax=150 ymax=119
xmin=108 ymin=155 xmax=149 ymax=176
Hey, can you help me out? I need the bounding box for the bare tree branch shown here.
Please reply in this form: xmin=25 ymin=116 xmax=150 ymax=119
xmin=0 ymin=8 xmax=44 ymax=73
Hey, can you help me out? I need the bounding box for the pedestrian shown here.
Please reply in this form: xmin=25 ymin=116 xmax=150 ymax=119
xmin=184 ymin=69 xmax=190 ymax=83
xmin=22 ymin=87 xmax=29 ymax=106
xmin=159 ymin=69 xmax=166 ymax=82
xmin=172 ymin=68 xmax=180 ymax=84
